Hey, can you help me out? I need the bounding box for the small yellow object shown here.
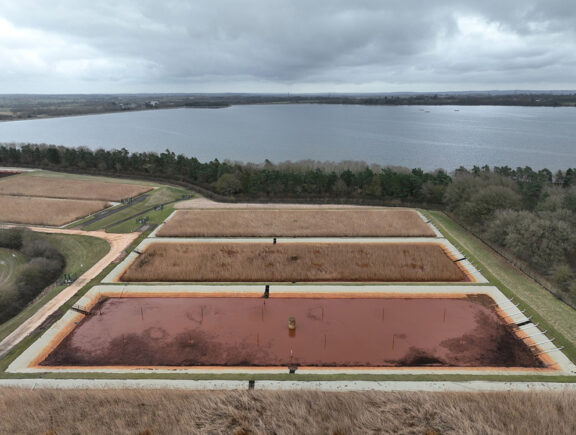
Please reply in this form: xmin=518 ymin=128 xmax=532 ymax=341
xmin=288 ymin=317 xmax=296 ymax=330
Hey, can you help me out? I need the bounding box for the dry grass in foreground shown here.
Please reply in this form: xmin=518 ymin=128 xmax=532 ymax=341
xmin=0 ymin=175 xmax=152 ymax=201
xmin=0 ymin=388 xmax=574 ymax=434
xmin=0 ymin=195 xmax=109 ymax=226
xmin=121 ymin=242 xmax=466 ymax=282
xmin=157 ymin=209 xmax=436 ymax=237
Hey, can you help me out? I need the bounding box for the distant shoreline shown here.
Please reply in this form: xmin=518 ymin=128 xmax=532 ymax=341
xmin=1 ymin=93 xmax=575 ymax=123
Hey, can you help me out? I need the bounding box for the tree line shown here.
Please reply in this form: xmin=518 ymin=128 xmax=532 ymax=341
xmin=0 ymin=144 xmax=452 ymax=204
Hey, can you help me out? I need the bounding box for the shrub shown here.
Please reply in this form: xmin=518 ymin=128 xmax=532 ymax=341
xmin=0 ymin=228 xmax=23 ymax=249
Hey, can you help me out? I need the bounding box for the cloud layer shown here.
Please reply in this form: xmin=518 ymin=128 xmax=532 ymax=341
xmin=1 ymin=0 xmax=575 ymax=93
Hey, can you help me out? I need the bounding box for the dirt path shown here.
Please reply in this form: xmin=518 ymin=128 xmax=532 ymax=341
xmin=175 ymin=197 xmax=386 ymax=209
xmin=0 ymin=228 xmax=139 ymax=358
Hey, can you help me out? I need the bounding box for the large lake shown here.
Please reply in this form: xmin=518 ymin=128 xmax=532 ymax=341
xmin=1 ymin=104 xmax=575 ymax=170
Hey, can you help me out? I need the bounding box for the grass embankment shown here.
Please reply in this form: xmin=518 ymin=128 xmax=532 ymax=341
xmin=0 ymin=233 xmax=109 ymax=343
xmin=80 ymin=186 xmax=190 ymax=233
xmin=0 ymin=389 xmax=574 ymax=434
xmin=424 ymin=210 xmax=576 ymax=364
xmin=122 ymin=242 xmax=466 ymax=283
xmin=157 ymin=209 xmax=436 ymax=237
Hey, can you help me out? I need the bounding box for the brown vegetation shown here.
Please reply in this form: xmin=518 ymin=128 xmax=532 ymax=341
xmin=0 ymin=388 xmax=574 ymax=434
xmin=157 ymin=209 xmax=436 ymax=237
xmin=0 ymin=176 xmax=152 ymax=201
xmin=121 ymin=242 xmax=466 ymax=282
xmin=0 ymin=195 xmax=109 ymax=226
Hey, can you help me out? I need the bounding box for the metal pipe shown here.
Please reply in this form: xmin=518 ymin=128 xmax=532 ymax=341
xmin=535 ymin=346 xmax=564 ymax=356
xmin=520 ymin=330 xmax=548 ymax=340
xmin=529 ymin=337 xmax=556 ymax=347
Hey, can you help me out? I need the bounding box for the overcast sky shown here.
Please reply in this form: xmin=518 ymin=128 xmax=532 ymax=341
xmin=0 ymin=0 xmax=575 ymax=94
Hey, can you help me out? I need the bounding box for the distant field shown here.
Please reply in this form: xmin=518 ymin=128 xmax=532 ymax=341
xmin=156 ymin=209 xmax=435 ymax=237
xmin=0 ymin=196 xmax=110 ymax=226
xmin=120 ymin=242 xmax=466 ymax=282
xmin=0 ymin=175 xmax=152 ymax=201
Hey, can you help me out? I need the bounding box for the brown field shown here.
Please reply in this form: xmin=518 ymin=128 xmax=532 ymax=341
xmin=1 ymin=389 xmax=574 ymax=434
xmin=0 ymin=175 xmax=152 ymax=201
xmin=120 ymin=242 xmax=467 ymax=282
xmin=157 ymin=209 xmax=436 ymax=237
xmin=0 ymin=195 xmax=110 ymax=226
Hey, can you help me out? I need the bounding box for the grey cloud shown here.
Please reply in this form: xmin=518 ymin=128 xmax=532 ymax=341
xmin=0 ymin=0 xmax=574 ymax=92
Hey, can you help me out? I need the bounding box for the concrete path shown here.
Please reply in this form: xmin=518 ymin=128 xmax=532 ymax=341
xmin=0 ymin=228 xmax=139 ymax=358
xmin=1 ymin=379 xmax=575 ymax=392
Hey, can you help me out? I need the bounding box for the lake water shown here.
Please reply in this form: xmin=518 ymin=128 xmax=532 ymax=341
xmin=0 ymin=104 xmax=575 ymax=170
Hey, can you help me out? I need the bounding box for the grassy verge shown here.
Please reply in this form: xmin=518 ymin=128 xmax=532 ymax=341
xmin=423 ymin=210 xmax=576 ymax=364
xmin=81 ymin=186 xmax=190 ymax=233
xmin=106 ymin=204 xmax=176 ymax=233
xmin=0 ymin=233 xmax=109 ymax=343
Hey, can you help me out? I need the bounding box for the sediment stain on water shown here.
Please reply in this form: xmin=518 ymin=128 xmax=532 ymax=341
xmin=41 ymin=296 xmax=543 ymax=368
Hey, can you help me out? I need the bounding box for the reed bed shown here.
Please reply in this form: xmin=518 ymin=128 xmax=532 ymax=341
xmin=0 ymin=195 xmax=109 ymax=226
xmin=0 ymin=388 xmax=574 ymax=434
xmin=0 ymin=176 xmax=152 ymax=201
xmin=157 ymin=209 xmax=436 ymax=237
xmin=121 ymin=242 xmax=466 ymax=282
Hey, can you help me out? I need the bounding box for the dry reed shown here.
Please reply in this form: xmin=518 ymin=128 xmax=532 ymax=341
xmin=121 ymin=242 xmax=466 ymax=282
xmin=0 ymin=388 xmax=574 ymax=434
xmin=0 ymin=176 xmax=152 ymax=201
xmin=0 ymin=195 xmax=109 ymax=226
xmin=156 ymin=209 xmax=436 ymax=237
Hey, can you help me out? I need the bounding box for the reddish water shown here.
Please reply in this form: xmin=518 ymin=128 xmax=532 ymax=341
xmin=42 ymin=296 xmax=542 ymax=368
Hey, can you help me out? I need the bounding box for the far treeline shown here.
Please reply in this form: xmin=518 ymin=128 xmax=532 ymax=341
xmin=1 ymin=143 xmax=575 ymax=306
xmin=1 ymin=92 xmax=576 ymax=121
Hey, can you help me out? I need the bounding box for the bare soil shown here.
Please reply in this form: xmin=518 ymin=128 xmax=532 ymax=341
xmin=157 ymin=209 xmax=435 ymax=237
xmin=120 ymin=242 xmax=467 ymax=282
xmin=0 ymin=175 xmax=152 ymax=201
xmin=42 ymin=295 xmax=542 ymax=368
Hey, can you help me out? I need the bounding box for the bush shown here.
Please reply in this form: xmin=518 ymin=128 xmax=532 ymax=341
xmin=460 ymin=185 xmax=522 ymax=225
xmin=0 ymin=228 xmax=23 ymax=249
xmin=553 ymin=264 xmax=574 ymax=293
